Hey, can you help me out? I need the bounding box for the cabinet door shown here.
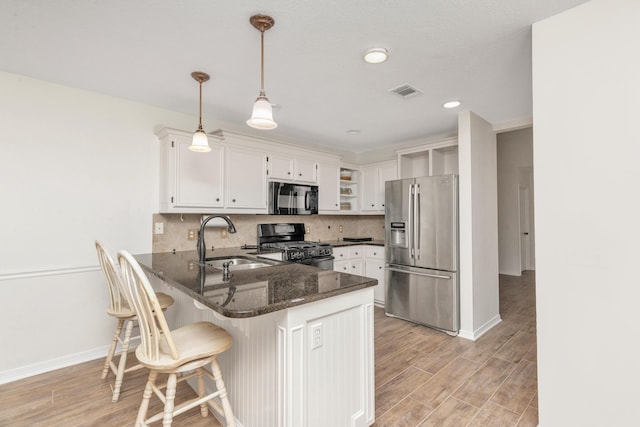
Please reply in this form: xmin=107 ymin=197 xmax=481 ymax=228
xmin=173 ymin=135 xmax=224 ymax=208
xmin=360 ymin=165 xmax=377 ymax=211
xmin=268 ymin=154 xmax=294 ymax=180
xmin=294 ymin=158 xmax=317 ymax=183
xmin=226 ymin=147 xmax=267 ymax=209
xmin=317 ymin=162 xmax=340 ymax=211
xmin=365 ymin=258 xmax=386 ymax=304
xmin=377 ymin=161 xmax=397 ymax=210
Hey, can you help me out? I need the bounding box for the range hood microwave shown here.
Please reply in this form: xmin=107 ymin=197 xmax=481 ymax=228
xmin=268 ymin=181 xmax=318 ymax=215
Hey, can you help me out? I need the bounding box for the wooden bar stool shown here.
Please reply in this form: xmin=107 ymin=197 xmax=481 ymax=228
xmin=95 ymin=241 xmax=174 ymax=402
xmin=117 ymin=250 xmax=236 ymax=427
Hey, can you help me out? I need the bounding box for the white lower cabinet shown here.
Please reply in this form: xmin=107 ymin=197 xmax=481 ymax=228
xmin=334 ymin=245 xmax=386 ymax=306
xmin=150 ymin=275 xmax=375 ymax=427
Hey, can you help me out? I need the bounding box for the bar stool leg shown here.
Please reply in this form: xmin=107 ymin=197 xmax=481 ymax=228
xmin=112 ymin=319 xmax=134 ymax=402
xmin=136 ymin=370 xmax=158 ymax=427
xmin=163 ymin=373 xmax=178 ymax=427
xmin=197 ymin=368 xmax=208 ymax=417
xmin=102 ymin=319 xmax=124 ymax=380
xmin=210 ymin=359 xmax=235 ymax=427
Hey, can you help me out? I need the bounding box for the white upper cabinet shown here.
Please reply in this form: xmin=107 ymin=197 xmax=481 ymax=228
xmin=397 ymin=137 xmax=458 ymax=179
xmin=360 ymin=160 xmax=397 ymax=212
xmin=317 ymin=162 xmax=340 ymax=211
xmin=226 ymin=145 xmax=267 ymax=211
xmin=157 ymin=128 xmax=224 ymax=213
xmin=267 ymin=153 xmax=317 ymax=183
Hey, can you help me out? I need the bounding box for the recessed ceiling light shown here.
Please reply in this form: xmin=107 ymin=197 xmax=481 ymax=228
xmin=363 ymin=48 xmax=388 ymax=64
xmin=443 ymin=100 xmax=461 ymax=109
xmin=346 ymin=129 xmax=361 ymax=135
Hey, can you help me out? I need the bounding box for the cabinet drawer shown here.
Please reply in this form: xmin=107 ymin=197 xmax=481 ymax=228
xmin=348 ymin=245 xmax=364 ymax=258
xmin=364 ymin=246 xmax=384 ymax=259
xmin=334 ymin=259 xmax=350 ymax=272
xmin=333 ymin=247 xmax=349 ymax=260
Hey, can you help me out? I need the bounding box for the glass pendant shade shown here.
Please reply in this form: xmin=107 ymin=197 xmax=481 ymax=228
xmin=247 ymin=94 xmax=277 ymax=129
xmin=190 ymin=127 xmax=211 ymax=152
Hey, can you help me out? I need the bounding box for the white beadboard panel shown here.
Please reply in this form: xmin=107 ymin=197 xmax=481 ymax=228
xmin=150 ymin=276 xmax=280 ymax=427
xmin=149 ymin=273 xmax=375 ymax=427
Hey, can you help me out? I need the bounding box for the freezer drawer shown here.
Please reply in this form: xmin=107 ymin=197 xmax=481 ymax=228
xmin=385 ymin=264 xmax=459 ymax=333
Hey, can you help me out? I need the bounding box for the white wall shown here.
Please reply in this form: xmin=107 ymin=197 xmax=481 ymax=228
xmin=0 ymin=71 xmax=200 ymax=381
xmin=533 ymin=0 xmax=640 ymax=425
xmin=457 ymin=111 xmax=500 ymax=340
xmin=497 ymin=128 xmax=534 ymax=276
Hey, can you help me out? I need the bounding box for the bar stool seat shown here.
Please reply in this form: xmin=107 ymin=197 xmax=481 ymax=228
xmin=118 ymin=250 xmax=235 ymax=427
xmin=95 ymin=241 xmax=174 ymax=402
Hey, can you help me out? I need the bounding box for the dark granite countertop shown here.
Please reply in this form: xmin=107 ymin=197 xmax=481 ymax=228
xmin=322 ymin=240 xmax=385 ymax=247
xmin=134 ymin=248 xmax=377 ymax=319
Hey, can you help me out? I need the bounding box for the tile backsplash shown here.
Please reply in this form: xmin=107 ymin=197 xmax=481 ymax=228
xmin=152 ymin=213 xmax=385 ymax=253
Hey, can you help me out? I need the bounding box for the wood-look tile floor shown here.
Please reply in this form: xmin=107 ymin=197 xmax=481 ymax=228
xmin=373 ymin=272 xmax=537 ymax=427
xmin=0 ymin=272 xmax=536 ymax=426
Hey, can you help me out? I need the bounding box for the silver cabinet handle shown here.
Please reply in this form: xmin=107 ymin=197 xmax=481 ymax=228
xmin=386 ymin=267 xmax=451 ymax=280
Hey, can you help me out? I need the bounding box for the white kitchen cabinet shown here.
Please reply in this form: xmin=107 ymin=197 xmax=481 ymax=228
xmin=397 ymin=137 xmax=458 ymax=179
xmin=157 ymin=128 xmax=224 ymax=213
xmin=339 ymin=166 xmax=359 ymax=213
xmin=360 ymin=160 xmax=397 ymax=212
xmin=333 ymin=245 xmax=365 ymax=276
xmin=317 ymin=162 xmax=340 ymax=211
xmin=335 ymin=245 xmax=386 ymax=306
xmin=226 ymin=146 xmax=267 ymax=211
xmin=364 ymin=246 xmax=386 ymax=306
xmin=150 ymin=274 xmax=374 ymax=427
xmin=267 ymin=154 xmax=317 ymax=183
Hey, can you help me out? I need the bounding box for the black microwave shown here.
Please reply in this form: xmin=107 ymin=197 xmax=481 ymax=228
xmin=268 ymin=181 xmax=318 ymax=215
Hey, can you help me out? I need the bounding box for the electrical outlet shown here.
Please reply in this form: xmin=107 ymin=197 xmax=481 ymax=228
xmin=339 ymin=225 xmax=343 ymax=233
xmin=311 ymin=323 xmax=323 ymax=350
xmin=188 ymin=229 xmax=197 ymax=240
xmin=306 ymin=225 xmax=310 ymax=234
xmin=154 ymin=222 xmax=164 ymax=235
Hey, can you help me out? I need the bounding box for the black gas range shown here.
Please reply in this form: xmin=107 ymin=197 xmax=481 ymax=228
xmin=257 ymin=223 xmax=334 ymax=270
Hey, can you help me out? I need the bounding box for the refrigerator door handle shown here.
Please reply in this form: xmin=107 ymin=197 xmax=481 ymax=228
xmin=408 ymin=183 xmax=414 ymax=258
xmin=386 ymin=266 xmax=452 ymax=280
xmin=414 ymin=184 xmax=421 ymax=259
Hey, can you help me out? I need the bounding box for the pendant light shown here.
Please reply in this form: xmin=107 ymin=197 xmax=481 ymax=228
xmin=190 ymin=71 xmax=212 ymax=152
xmin=247 ymin=14 xmax=277 ymax=130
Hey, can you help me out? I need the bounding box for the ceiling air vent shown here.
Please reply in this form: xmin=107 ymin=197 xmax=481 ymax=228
xmin=389 ymin=83 xmax=422 ymax=99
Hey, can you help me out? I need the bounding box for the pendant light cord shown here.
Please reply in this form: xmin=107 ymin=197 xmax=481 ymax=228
xmin=260 ymin=29 xmax=265 ymax=94
xmin=198 ymin=80 xmax=204 ymax=129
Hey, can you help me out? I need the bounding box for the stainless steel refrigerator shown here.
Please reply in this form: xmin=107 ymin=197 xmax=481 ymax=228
xmin=385 ymin=174 xmax=459 ymax=334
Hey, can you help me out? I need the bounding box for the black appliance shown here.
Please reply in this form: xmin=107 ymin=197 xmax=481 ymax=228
xmin=257 ymin=223 xmax=333 ymax=270
xmin=268 ymin=181 xmax=318 ymax=215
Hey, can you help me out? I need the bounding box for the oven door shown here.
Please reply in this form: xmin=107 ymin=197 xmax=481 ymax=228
xmin=301 ymin=256 xmax=334 ymax=270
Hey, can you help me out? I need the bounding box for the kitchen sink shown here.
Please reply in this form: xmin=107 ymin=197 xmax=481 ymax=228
xmin=205 ymin=256 xmax=280 ymax=271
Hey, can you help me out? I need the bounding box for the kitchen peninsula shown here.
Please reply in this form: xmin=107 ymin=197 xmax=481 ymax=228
xmin=135 ymin=248 xmax=376 ymax=427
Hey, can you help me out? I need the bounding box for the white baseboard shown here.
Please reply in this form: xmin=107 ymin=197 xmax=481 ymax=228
xmin=0 ymin=345 xmax=110 ymax=385
xmin=458 ymin=314 xmax=502 ymax=341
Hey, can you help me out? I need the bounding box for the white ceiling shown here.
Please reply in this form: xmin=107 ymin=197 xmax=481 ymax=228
xmin=0 ymin=0 xmax=588 ymax=153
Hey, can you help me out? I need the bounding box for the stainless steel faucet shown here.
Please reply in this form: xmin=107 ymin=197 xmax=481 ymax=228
xmin=197 ymin=215 xmax=237 ymax=264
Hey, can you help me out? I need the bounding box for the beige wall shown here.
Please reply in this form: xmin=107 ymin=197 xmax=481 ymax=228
xmin=533 ymin=0 xmax=640 ymax=425
xmin=497 ymin=128 xmax=534 ymax=276
xmin=152 ymin=213 xmax=385 ymax=253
